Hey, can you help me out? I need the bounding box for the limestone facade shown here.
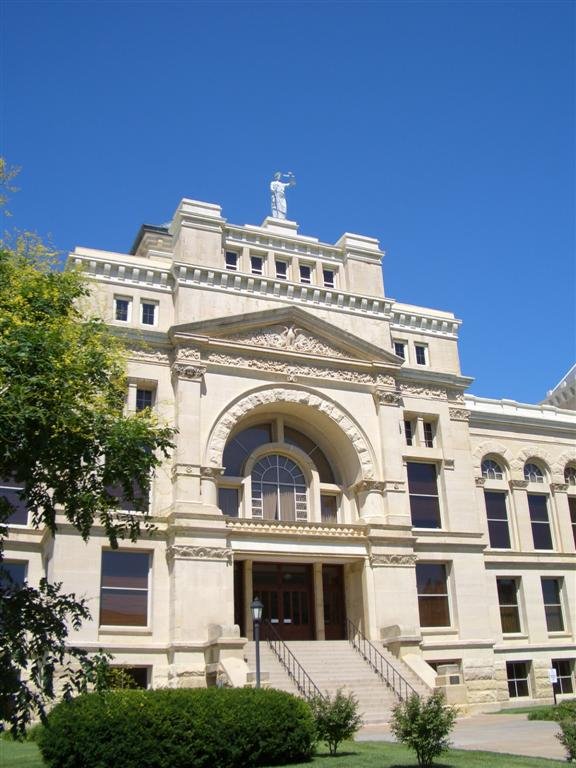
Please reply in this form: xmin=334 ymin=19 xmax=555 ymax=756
xmin=4 ymin=199 xmax=575 ymax=710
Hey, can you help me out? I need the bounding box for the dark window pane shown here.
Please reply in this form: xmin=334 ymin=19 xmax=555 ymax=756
xmin=218 ymin=488 xmax=239 ymax=517
xmin=485 ymin=492 xmax=508 ymax=520
xmin=321 ymin=495 xmax=338 ymax=523
xmin=545 ymin=606 xmax=564 ymax=632
xmin=141 ymin=303 xmax=155 ymax=325
xmin=251 ymin=256 xmax=263 ymax=274
xmin=115 ymin=299 xmax=129 ymax=321
xmin=323 ymin=269 xmax=334 ymax=287
xmin=101 ymin=552 xmax=149 ymax=589
xmin=407 ymin=463 xmax=438 ymax=495
xmin=394 ymin=342 xmax=405 ymax=359
xmin=100 ymin=589 xmax=148 ymax=626
xmin=112 ymin=667 xmax=149 ymax=689
xmin=417 ymin=596 xmax=450 ymax=627
xmin=532 ymin=522 xmax=553 ymax=550
xmin=223 ymin=424 xmax=272 ymax=476
xmin=417 ymin=564 xmax=447 ymax=594
xmin=528 ymin=495 xmax=549 ymax=522
xmin=136 ymin=389 xmax=153 ymax=412
xmin=500 ymin=606 xmax=521 ymax=633
xmin=275 ymin=261 xmax=287 ymax=278
xmin=1 ymin=562 xmax=27 ymax=587
xmin=410 ymin=495 xmax=441 ymax=528
xmin=415 ymin=345 xmax=426 ymax=365
xmin=0 ymin=482 xmax=28 ymax=525
xmin=283 ymin=426 xmax=335 ymax=483
xmin=488 ymin=520 xmax=511 ymax=549
xmin=497 ymin=579 xmax=517 ymax=605
xmin=569 ymin=498 xmax=576 ymax=547
xmin=542 ymin=579 xmax=561 ymax=605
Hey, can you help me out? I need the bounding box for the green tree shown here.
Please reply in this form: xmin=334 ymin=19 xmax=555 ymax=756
xmin=310 ymin=689 xmax=363 ymax=756
xmin=0 ymin=161 xmax=175 ymax=736
xmin=390 ymin=691 xmax=457 ymax=768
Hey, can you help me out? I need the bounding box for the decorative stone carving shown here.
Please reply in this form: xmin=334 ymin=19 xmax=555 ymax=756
xmin=176 ymin=346 xmax=202 ymax=361
xmin=475 ymin=477 xmax=486 ymax=487
xmin=225 ymin=518 xmax=367 ymax=538
xmin=373 ymin=390 xmax=402 ymax=407
xmin=166 ymin=545 xmax=233 ymax=565
xmin=226 ymin=325 xmax=347 ymax=359
xmin=443 ymin=459 xmax=455 ymax=471
xmin=206 ymin=388 xmax=376 ymax=479
xmin=400 ymin=384 xmax=448 ymax=400
xmin=171 ymin=463 xmax=196 ymax=479
xmin=552 ymin=449 xmax=576 ymax=476
xmin=129 ymin=347 xmax=170 ymax=364
xmin=449 ymin=408 xmax=471 ymax=421
xmin=200 ymin=466 xmax=225 ymax=479
xmin=370 ymin=554 xmax=417 ymax=568
xmin=510 ymin=446 xmax=552 ymax=473
xmin=509 ymin=479 xmax=529 ymax=490
xmin=446 ymin=390 xmax=466 ymax=404
xmin=353 ymin=480 xmax=386 ymax=494
xmin=550 ymin=483 xmax=569 ymax=494
xmin=171 ymin=363 xmax=206 ymax=380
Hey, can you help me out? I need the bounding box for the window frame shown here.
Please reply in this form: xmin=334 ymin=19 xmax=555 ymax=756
xmin=135 ymin=388 xmax=155 ymax=412
xmin=99 ymin=550 xmax=151 ymax=629
xmin=0 ymin=479 xmax=29 ymax=526
xmin=250 ymin=255 xmax=263 ymax=275
xmin=393 ymin=340 xmax=407 ymax=360
xmin=225 ymin=251 xmax=239 ymax=271
xmin=407 ymin=462 xmax=442 ymax=529
xmin=114 ymin=295 xmax=132 ymax=323
xmin=140 ymin=300 xmax=158 ymax=327
xmin=322 ymin=267 xmax=335 ymax=288
xmin=484 ymin=490 xmax=511 ymax=549
xmin=275 ymin=260 xmax=288 ymax=280
xmin=524 ymin=462 xmax=545 ymax=483
xmin=482 ymin=459 xmax=504 ymax=480
xmin=414 ymin=343 xmax=428 ymax=366
xmin=527 ymin=494 xmax=554 ymax=550
xmin=506 ymin=660 xmax=531 ymax=698
xmin=298 ymin=263 xmax=312 ymax=284
xmin=541 ymin=577 xmax=565 ymax=633
xmin=552 ymin=659 xmax=574 ymax=696
xmin=416 ymin=562 xmax=451 ymax=629
xmin=496 ymin=577 xmax=522 ymax=634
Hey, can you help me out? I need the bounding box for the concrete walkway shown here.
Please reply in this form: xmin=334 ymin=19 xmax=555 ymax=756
xmin=357 ymin=713 xmax=565 ymax=761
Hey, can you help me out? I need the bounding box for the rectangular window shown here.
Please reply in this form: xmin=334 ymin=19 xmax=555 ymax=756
xmin=100 ymin=551 xmax=150 ymax=627
xmin=299 ymin=264 xmax=311 ymax=284
xmin=542 ymin=578 xmax=564 ymax=632
xmin=569 ymin=497 xmax=576 ymax=547
xmin=485 ymin=491 xmax=511 ymax=549
xmin=423 ymin=422 xmax=434 ymax=448
xmin=218 ymin=487 xmax=239 ymax=517
xmin=0 ymin=561 xmax=27 ymax=587
xmin=141 ymin=302 xmax=157 ymax=326
xmin=415 ymin=344 xmax=427 ymax=365
xmin=416 ymin=563 xmax=450 ymax=627
xmin=0 ymin=479 xmax=28 ymax=525
xmin=552 ymin=659 xmax=574 ymax=695
xmin=497 ymin=578 xmax=521 ymax=633
xmin=114 ymin=297 xmax=131 ymax=322
xmin=136 ymin=388 xmax=154 ymax=412
xmin=225 ymin=251 xmax=238 ymax=271
xmin=394 ymin=341 xmax=406 ymax=359
xmin=250 ymin=255 xmax=263 ymax=275
xmin=323 ymin=268 xmax=334 ymax=288
xmin=507 ymin=661 xmax=530 ymax=698
xmin=528 ymin=495 xmax=553 ymax=550
xmin=407 ymin=463 xmax=441 ymax=528
xmin=275 ymin=260 xmax=287 ymax=280
xmin=320 ymin=494 xmax=338 ymax=524
xmin=404 ymin=420 xmax=414 ymax=447
xmin=110 ymin=666 xmax=150 ymax=689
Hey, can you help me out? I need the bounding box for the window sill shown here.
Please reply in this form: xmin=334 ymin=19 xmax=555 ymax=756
xmin=99 ymin=627 xmax=152 ymax=636
xmin=547 ymin=632 xmax=571 ymax=638
xmin=501 ymin=633 xmax=529 ymax=640
xmin=421 ymin=627 xmax=457 ymax=636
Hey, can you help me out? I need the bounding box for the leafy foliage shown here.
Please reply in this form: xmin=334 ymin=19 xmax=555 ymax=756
xmin=310 ymin=689 xmax=363 ymax=755
xmin=527 ymin=700 xmax=576 ymax=721
xmin=38 ymin=688 xmax=316 ymax=768
xmin=0 ymin=161 xmax=175 ymax=736
xmin=391 ymin=691 xmax=457 ymax=768
xmin=556 ymin=708 xmax=576 ymax=762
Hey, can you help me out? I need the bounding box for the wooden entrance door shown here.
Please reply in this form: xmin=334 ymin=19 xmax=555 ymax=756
xmin=322 ymin=564 xmax=346 ymax=640
xmin=253 ymin=563 xmax=314 ymax=640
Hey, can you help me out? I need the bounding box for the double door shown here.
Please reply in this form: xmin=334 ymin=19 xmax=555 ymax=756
xmin=253 ymin=563 xmax=314 ymax=640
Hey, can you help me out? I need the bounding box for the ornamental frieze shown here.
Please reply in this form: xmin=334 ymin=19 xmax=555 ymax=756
xmin=509 ymin=479 xmax=529 ymax=490
xmin=550 ymin=483 xmax=569 ymax=494
xmin=226 ymin=325 xmax=348 ymax=359
xmin=128 ymin=347 xmax=170 ymax=364
xmin=449 ymin=408 xmax=471 ymax=422
xmin=399 ymin=384 xmax=448 ymax=401
xmin=370 ymin=554 xmax=417 ymax=568
xmin=475 ymin=477 xmax=486 ymax=487
xmin=171 ymin=363 xmax=206 ymax=380
xmin=373 ymin=390 xmax=403 ymax=407
xmin=353 ymin=480 xmax=386 ymax=494
xmin=166 ymin=545 xmax=233 ymax=565
xmin=175 ymin=346 xmax=202 ymax=361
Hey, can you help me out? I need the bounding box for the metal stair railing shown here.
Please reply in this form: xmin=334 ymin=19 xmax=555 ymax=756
xmin=262 ymin=620 xmax=323 ymax=700
xmin=346 ymin=618 xmax=418 ymax=701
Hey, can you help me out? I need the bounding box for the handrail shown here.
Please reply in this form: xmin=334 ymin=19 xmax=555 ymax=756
xmin=262 ymin=620 xmax=323 ymax=700
xmin=346 ymin=618 xmax=418 ymax=701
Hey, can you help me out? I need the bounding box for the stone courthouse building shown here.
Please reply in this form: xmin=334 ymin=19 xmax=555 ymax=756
xmin=3 ymin=191 xmax=576 ymax=712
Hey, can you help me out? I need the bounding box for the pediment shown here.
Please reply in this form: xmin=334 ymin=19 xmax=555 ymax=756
xmin=171 ymin=306 xmax=402 ymax=366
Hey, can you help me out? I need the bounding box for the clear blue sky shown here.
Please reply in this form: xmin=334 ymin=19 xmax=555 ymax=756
xmin=2 ymin=0 xmax=574 ymax=404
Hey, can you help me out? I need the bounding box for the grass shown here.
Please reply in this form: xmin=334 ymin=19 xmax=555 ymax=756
xmin=1 ymin=739 xmax=568 ymax=768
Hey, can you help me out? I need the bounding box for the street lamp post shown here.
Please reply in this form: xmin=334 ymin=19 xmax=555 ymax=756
xmin=250 ymin=596 xmax=264 ymax=689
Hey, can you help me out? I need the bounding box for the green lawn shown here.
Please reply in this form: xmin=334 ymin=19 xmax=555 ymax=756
xmin=1 ymin=739 xmax=568 ymax=768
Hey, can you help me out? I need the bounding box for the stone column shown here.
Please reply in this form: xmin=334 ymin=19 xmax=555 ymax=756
xmin=373 ymin=389 xmax=410 ymax=524
xmin=200 ymin=466 xmax=224 ymax=513
xmin=509 ymin=479 xmax=532 ymax=550
xmin=127 ymin=380 xmax=138 ymax=412
xmin=171 ymin=358 xmax=206 ymax=511
xmin=354 ymin=480 xmax=386 ymax=522
xmin=313 ymin=562 xmax=325 ymax=640
xmin=551 ymin=483 xmax=576 ymax=553
xmin=243 ymin=560 xmax=253 ymax=641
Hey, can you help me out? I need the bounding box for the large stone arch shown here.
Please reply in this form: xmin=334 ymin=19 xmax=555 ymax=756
xmin=510 ymin=446 xmax=553 ymax=474
xmin=472 ymin=440 xmax=511 ymax=472
xmin=205 ymin=386 xmax=377 ymax=482
xmin=552 ymin=449 xmax=576 ymax=478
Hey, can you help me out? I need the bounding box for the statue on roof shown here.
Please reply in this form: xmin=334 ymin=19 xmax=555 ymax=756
xmin=270 ymin=171 xmax=296 ymax=219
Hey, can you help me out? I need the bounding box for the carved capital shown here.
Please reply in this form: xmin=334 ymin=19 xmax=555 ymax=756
xmin=171 ymin=363 xmax=206 ymax=380
xmin=370 ymin=553 xmax=417 ymax=568
xmin=373 ymin=389 xmax=403 ymax=407
xmin=353 ymin=480 xmax=386 ymax=494
xmin=449 ymin=408 xmax=471 ymax=422
xmin=550 ymin=483 xmax=569 ymax=494
xmin=475 ymin=476 xmax=486 ymax=487
xmin=509 ymin=479 xmax=529 ymax=490
xmin=166 ymin=545 xmax=233 ymax=565
xmin=171 ymin=463 xmax=196 ymax=479
xmin=200 ymin=466 xmax=225 ymax=479
xmin=175 ymin=346 xmax=202 ymax=361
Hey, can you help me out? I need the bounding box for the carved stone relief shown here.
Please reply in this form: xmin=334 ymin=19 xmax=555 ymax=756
xmin=171 ymin=363 xmax=206 ymax=380
xmin=400 ymin=384 xmax=448 ymax=401
xmin=449 ymin=408 xmax=471 ymax=422
xmin=373 ymin=390 xmax=402 ymax=407
xmin=226 ymin=325 xmax=348 ymax=359
xmin=175 ymin=346 xmax=202 ymax=361
xmin=370 ymin=554 xmax=417 ymax=568
xmin=550 ymin=483 xmax=569 ymax=494
xmin=166 ymin=545 xmax=233 ymax=565
xmin=129 ymin=347 xmax=170 ymax=364
xmin=509 ymin=479 xmax=529 ymax=490
xmin=475 ymin=477 xmax=486 ymax=487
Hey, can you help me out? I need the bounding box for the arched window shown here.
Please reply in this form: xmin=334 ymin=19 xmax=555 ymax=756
xmin=524 ymin=462 xmax=544 ymax=483
xmin=251 ymin=455 xmax=307 ymax=522
xmin=564 ymin=465 xmax=576 ymax=487
xmin=482 ymin=459 xmax=503 ymax=480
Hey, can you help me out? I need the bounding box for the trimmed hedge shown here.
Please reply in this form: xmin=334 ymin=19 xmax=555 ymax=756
xmin=38 ymin=688 xmax=315 ymax=768
xmin=527 ymin=700 xmax=576 ymax=721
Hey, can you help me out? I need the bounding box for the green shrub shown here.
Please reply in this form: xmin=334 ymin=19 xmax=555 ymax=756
xmin=310 ymin=689 xmax=363 ymax=755
xmin=391 ymin=691 xmax=457 ymax=768
xmin=38 ymin=687 xmax=315 ymax=768
xmin=527 ymin=699 xmax=576 ymax=722
xmin=557 ymin=708 xmax=576 ymax=763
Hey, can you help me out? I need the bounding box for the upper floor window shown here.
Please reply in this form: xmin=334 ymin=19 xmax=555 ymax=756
xmin=482 ymin=459 xmax=504 ymax=480
xmin=275 ymin=260 xmax=288 ymax=280
xmin=394 ymin=341 xmax=406 ymax=360
xmin=322 ymin=268 xmax=335 ymax=288
xmin=0 ymin=561 xmax=27 ymax=588
xmin=404 ymin=420 xmax=414 ymax=447
xmin=251 ymin=455 xmax=307 ymax=522
xmin=416 ymin=563 xmax=450 ymax=627
xmin=569 ymin=497 xmax=576 ymax=548
xmin=225 ymin=251 xmax=238 ymax=271
xmin=141 ymin=301 xmax=157 ymax=326
xmin=136 ymin=388 xmax=154 ymax=412
xmin=100 ymin=551 xmax=150 ymax=627
xmin=497 ymin=577 xmax=521 ymax=633
xmin=565 ymin=465 xmax=576 ymax=486
xmin=250 ymin=255 xmax=263 ymax=275
xmin=114 ymin=296 xmax=132 ymax=322
xmin=414 ymin=344 xmax=428 ymax=366
xmin=0 ymin=478 xmax=28 ymax=525
xmin=485 ymin=491 xmax=511 ymax=549
xmin=423 ymin=422 xmax=434 ymax=448
xmin=524 ymin=462 xmax=544 ymax=483
xmin=407 ymin=463 xmax=441 ymax=528
xmin=299 ymin=264 xmax=311 ymax=284
xmin=528 ymin=494 xmax=553 ymax=550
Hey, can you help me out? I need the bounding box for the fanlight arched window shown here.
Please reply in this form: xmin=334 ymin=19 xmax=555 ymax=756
xmin=482 ymin=459 xmax=503 ymax=480
xmin=524 ymin=462 xmax=544 ymax=483
xmin=251 ymin=455 xmax=307 ymax=522
xmin=565 ymin=465 xmax=576 ymax=486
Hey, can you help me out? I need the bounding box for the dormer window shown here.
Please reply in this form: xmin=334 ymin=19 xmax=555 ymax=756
xmin=225 ymin=251 xmax=238 ymax=271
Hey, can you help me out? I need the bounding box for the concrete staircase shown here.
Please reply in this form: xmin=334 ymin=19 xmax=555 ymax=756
xmin=244 ymin=639 xmax=429 ymax=725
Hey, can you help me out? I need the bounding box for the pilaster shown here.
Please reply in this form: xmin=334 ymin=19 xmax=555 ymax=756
xmin=509 ymin=479 xmax=532 ymax=550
